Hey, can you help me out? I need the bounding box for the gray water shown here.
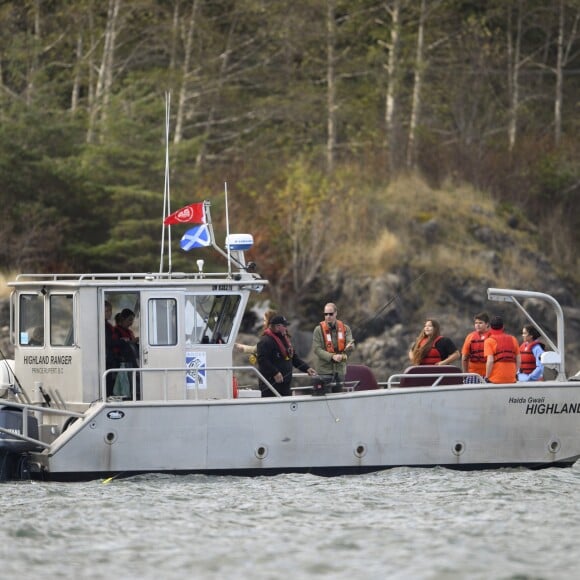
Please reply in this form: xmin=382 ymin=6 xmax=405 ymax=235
xmin=1 ymin=465 xmax=578 ymax=580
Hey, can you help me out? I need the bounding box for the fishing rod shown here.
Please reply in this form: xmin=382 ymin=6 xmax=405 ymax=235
xmin=350 ymin=271 xmax=426 ymax=341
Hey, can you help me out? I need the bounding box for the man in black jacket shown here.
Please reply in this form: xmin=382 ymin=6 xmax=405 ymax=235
xmin=257 ymin=315 xmax=317 ymax=396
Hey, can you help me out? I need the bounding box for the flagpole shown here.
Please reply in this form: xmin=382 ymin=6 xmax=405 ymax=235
xmin=224 ymin=182 xmax=231 ymax=277
xmin=160 ymin=91 xmax=172 ymax=274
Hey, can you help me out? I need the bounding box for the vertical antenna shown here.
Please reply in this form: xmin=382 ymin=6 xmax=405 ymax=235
xmin=224 ymin=182 xmax=231 ymax=277
xmin=159 ymin=91 xmax=172 ymax=274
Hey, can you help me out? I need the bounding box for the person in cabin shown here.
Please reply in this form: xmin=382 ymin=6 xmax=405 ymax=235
xmin=235 ymin=309 xmax=278 ymax=363
xmin=312 ymin=302 xmax=355 ymax=393
xmin=104 ymin=300 xmax=118 ymax=397
xmin=256 ymin=314 xmax=317 ymax=397
xmin=113 ymin=309 xmax=139 ymax=368
xmin=28 ymin=326 xmax=44 ymax=347
xmin=408 ymin=319 xmax=460 ymax=366
xmin=461 ymin=312 xmax=491 ymax=379
xmin=517 ymin=324 xmax=545 ymax=381
xmin=483 ymin=315 xmax=520 ymax=384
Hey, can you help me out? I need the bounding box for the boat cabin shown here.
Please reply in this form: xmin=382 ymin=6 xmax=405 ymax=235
xmin=9 ymin=267 xmax=266 ymax=410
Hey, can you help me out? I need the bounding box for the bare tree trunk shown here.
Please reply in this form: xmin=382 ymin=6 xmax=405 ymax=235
xmin=195 ymin=13 xmax=237 ymax=169
xmin=170 ymin=0 xmax=180 ymax=71
xmin=326 ymin=0 xmax=337 ymax=175
xmin=87 ymin=2 xmax=96 ymax=135
xmin=25 ymin=0 xmax=42 ymax=106
xmin=71 ymin=33 xmax=83 ymax=113
xmin=507 ymin=0 xmax=522 ymax=152
xmin=554 ymin=0 xmax=564 ymax=146
xmin=87 ymin=0 xmax=120 ymax=143
xmin=384 ymin=0 xmax=402 ymax=175
xmin=406 ymin=0 xmax=425 ymax=169
xmin=174 ymin=0 xmax=199 ymax=144
xmin=100 ymin=0 xmax=120 ymax=138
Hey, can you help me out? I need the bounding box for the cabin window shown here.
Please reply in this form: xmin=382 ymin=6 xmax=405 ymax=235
xmin=184 ymin=294 xmax=241 ymax=345
xmin=50 ymin=294 xmax=75 ymax=346
xmin=19 ymin=294 xmax=44 ymax=347
xmin=148 ymin=298 xmax=177 ymax=346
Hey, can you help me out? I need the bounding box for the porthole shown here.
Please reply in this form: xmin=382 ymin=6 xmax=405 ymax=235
xmin=548 ymin=439 xmax=561 ymax=453
xmin=255 ymin=445 xmax=268 ymax=459
xmin=354 ymin=444 xmax=367 ymax=458
xmin=105 ymin=431 xmax=117 ymax=445
xmin=452 ymin=441 xmax=465 ymax=456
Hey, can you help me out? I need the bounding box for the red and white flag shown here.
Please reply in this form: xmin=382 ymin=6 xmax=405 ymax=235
xmin=163 ymin=202 xmax=205 ymax=225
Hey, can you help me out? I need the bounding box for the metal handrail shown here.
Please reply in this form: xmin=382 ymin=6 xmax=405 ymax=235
xmin=386 ymin=372 xmax=485 ymax=389
xmin=0 ymin=402 xmax=85 ymax=450
xmin=101 ymin=364 xmax=284 ymax=400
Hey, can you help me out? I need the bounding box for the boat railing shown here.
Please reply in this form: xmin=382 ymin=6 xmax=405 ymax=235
xmin=386 ymin=371 xmax=485 ymax=389
xmin=15 ymin=271 xmax=263 ymax=283
xmin=102 ymin=365 xmax=287 ymax=401
xmin=0 ymin=401 xmax=85 ymax=450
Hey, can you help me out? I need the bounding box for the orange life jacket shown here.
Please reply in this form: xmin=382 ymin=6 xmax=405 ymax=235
xmin=466 ymin=330 xmax=489 ymax=363
xmin=492 ymin=333 xmax=517 ymax=363
xmin=319 ymin=320 xmax=347 ymax=353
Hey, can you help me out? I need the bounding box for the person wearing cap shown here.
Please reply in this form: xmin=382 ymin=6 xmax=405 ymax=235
xmin=256 ymin=314 xmax=317 ymax=396
xmin=483 ymin=316 xmax=520 ymax=383
xmin=312 ymin=303 xmax=355 ymax=393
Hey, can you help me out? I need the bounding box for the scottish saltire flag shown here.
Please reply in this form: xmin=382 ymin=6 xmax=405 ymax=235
xmin=180 ymin=225 xmax=211 ymax=251
xmin=164 ymin=202 xmax=205 ymax=225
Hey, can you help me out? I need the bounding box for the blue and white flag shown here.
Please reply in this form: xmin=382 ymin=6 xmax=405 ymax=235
xmin=180 ymin=225 xmax=211 ymax=251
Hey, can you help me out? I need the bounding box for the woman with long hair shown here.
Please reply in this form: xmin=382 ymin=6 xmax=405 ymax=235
xmin=408 ymin=319 xmax=459 ymax=366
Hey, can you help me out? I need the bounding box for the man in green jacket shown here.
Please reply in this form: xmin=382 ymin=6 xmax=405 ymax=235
xmin=312 ymin=303 xmax=355 ymax=393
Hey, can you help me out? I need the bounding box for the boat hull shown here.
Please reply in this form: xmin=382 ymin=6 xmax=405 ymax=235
xmin=29 ymin=382 xmax=580 ymax=481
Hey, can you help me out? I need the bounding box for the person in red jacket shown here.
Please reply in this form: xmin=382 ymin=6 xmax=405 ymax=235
xmin=484 ymin=316 xmax=520 ymax=383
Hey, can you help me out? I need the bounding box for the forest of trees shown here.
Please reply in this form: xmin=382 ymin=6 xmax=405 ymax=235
xmin=0 ymin=0 xmax=579 ymax=300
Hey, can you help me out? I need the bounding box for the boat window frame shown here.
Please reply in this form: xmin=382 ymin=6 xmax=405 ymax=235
xmin=184 ymin=292 xmax=242 ymax=346
xmin=49 ymin=292 xmax=76 ymax=347
xmin=147 ymin=297 xmax=178 ymax=347
xmin=18 ymin=292 xmax=45 ymax=347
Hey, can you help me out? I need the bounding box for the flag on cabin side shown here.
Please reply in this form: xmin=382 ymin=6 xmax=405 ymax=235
xmin=163 ymin=202 xmax=205 ymax=225
xmin=180 ymin=225 xmax=211 ymax=250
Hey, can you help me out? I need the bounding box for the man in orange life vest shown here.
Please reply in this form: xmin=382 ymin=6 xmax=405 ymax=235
xmin=483 ymin=315 xmax=520 ymax=384
xmin=461 ymin=312 xmax=491 ymax=378
xmin=312 ymin=303 xmax=355 ymax=393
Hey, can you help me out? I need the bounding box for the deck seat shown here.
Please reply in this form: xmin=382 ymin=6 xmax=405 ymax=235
xmin=345 ymin=364 xmax=379 ymax=391
xmin=398 ymin=365 xmax=462 ymax=388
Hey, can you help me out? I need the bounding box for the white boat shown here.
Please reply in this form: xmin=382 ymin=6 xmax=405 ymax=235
xmin=1 ymin=203 xmax=579 ymax=481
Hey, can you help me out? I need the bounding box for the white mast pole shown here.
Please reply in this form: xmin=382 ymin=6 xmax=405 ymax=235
xmin=159 ymin=91 xmax=172 ymax=274
xmin=224 ymin=181 xmax=231 ymax=277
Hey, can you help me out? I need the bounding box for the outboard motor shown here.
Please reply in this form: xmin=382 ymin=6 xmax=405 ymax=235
xmin=0 ymin=406 xmax=40 ymax=481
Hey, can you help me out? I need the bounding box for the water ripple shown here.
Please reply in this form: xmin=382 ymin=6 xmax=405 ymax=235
xmin=1 ymin=465 xmax=579 ymax=578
